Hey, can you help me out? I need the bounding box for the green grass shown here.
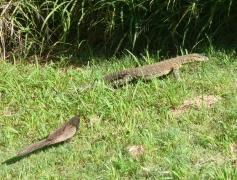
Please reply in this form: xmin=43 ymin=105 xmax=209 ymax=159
xmin=0 ymin=50 xmax=237 ymax=179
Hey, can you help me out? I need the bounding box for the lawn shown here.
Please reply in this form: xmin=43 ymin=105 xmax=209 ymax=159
xmin=1 ymin=50 xmax=237 ymax=179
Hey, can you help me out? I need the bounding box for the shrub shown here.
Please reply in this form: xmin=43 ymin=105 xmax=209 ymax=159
xmin=0 ymin=0 xmax=236 ymax=59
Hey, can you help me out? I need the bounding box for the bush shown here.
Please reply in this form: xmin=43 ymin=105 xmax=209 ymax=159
xmin=0 ymin=0 xmax=236 ymax=59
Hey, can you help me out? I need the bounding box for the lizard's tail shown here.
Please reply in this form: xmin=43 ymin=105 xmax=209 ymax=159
xmin=18 ymin=139 xmax=48 ymax=156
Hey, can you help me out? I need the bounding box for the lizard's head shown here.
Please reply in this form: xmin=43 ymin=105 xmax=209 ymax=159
xmin=189 ymin=53 xmax=209 ymax=62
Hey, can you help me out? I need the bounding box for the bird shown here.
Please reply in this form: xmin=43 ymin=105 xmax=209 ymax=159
xmin=18 ymin=115 xmax=80 ymax=156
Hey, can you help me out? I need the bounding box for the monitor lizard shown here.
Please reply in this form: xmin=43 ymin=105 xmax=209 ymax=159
xmin=74 ymin=53 xmax=209 ymax=92
xmin=102 ymin=53 xmax=209 ymax=87
xmin=80 ymin=53 xmax=209 ymax=89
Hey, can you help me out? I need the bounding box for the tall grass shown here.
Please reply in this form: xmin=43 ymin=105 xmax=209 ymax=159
xmin=0 ymin=0 xmax=236 ymax=60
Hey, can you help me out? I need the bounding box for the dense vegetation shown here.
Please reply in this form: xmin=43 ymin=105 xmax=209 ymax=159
xmin=0 ymin=0 xmax=236 ymax=60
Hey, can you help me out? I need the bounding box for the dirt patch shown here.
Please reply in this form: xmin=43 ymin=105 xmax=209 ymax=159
xmin=126 ymin=145 xmax=145 ymax=158
xmin=170 ymin=95 xmax=221 ymax=117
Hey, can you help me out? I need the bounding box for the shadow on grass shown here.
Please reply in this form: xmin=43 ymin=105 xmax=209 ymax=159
xmin=2 ymin=143 xmax=65 ymax=165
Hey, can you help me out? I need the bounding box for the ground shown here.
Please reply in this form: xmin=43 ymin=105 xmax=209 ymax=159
xmin=1 ymin=50 xmax=237 ymax=179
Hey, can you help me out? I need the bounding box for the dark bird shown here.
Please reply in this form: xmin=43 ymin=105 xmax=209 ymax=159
xmin=18 ymin=115 xmax=80 ymax=156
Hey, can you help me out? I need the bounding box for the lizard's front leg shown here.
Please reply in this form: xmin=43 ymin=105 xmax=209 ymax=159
xmin=173 ymin=69 xmax=182 ymax=81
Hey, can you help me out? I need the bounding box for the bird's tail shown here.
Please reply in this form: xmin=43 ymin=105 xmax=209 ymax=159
xmin=18 ymin=139 xmax=48 ymax=156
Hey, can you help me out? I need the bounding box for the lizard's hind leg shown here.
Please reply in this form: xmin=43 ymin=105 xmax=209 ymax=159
xmin=112 ymin=74 xmax=134 ymax=87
